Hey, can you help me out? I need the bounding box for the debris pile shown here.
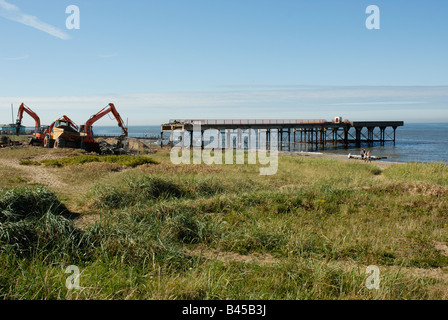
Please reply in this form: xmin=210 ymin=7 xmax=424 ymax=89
xmin=95 ymin=137 xmax=154 ymax=155
xmin=98 ymin=140 xmax=128 ymax=155
xmin=0 ymin=136 xmax=9 ymax=147
xmin=0 ymin=136 xmax=23 ymax=148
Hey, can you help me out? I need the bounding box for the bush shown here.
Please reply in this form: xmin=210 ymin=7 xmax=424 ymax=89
xmin=0 ymin=186 xmax=67 ymax=222
xmin=90 ymin=175 xmax=187 ymax=209
xmin=0 ymin=187 xmax=91 ymax=261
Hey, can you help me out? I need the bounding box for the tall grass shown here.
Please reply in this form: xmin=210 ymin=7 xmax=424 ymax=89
xmin=383 ymin=162 xmax=448 ymax=185
xmin=0 ymin=187 xmax=91 ymax=262
xmin=86 ymin=173 xmax=249 ymax=210
xmin=19 ymin=155 xmax=158 ymax=168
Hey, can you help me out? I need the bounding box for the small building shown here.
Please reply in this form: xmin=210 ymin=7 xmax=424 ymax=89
xmin=333 ymin=116 xmax=343 ymax=124
xmin=0 ymin=124 xmax=25 ymax=135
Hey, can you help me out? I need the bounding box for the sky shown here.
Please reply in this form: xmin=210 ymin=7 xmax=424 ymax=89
xmin=0 ymin=0 xmax=447 ymax=126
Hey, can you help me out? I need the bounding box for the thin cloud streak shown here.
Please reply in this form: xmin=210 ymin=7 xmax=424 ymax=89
xmin=0 ymin=0 xmax=70 ymax=40
xmin=99 ymin=53 xmax=119 ymax=59
xmin=4 ymin=54 xmax=29 ymax=61
xmin=326 ymin=101 xmax=428 ymax=106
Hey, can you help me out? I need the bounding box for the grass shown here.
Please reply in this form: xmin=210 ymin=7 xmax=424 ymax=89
xmin=0 ymin=187 xmax=91 ymax=262
xmin=383 ymin=161 xmax=448 ymax=185
xmin=0 ymin=144 xmax=86 ymax=160
xmin=19 ymin=155 xmax=158 ymax=168
xmin=0 ymin=166 xmax=30 ymax=187
xmin=1 ymin=147 xmax=448 ymax=300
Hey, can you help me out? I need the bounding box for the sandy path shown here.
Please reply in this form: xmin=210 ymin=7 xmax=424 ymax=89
xmin=0 ymin=158 xmax=67 ymax=189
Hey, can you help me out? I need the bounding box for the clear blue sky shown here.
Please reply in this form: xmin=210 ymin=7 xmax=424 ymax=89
xmin=1 ymin=0 xmax=447 ymax=125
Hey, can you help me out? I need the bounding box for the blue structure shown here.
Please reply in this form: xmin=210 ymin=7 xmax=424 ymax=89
xmin=1 ymin=124 xmax=25 ymax=135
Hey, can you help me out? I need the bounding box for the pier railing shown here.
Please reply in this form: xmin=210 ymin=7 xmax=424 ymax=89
xmin=169 ymin=119 xmax=328 ymax=125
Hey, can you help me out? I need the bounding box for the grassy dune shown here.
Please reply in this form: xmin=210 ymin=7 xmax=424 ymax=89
xmin=0 ymin=147 xmax=447 ymax=299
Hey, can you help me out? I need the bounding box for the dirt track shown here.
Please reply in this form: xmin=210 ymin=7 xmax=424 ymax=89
xmin=0 ymin=158 xmax=67 ymax=189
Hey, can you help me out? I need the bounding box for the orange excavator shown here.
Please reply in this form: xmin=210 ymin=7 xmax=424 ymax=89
xmin=80 ymin=103 xmax=128 ymax=152
xmin=43 ymin=115 xmax=80 ymax=149
xmin=15 ymin=103 xmax=48 ymax=145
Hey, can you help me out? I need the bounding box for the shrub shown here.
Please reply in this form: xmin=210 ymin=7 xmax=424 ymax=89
xmin=0 ymin=186 xmax=67 ymax=222
xmin=0 ymin=187 xmax=91 ymax=261
xmin=90 ymin=175 xmax=187 ymax=209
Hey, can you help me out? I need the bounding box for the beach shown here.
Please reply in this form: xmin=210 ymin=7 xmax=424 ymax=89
xmin=280 ymin=150 xmax=402 ymax=169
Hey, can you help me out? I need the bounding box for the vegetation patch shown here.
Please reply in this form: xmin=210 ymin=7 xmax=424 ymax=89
xmin=86 ymin=173 xmax=245 ymax=210
xmin=384 ymin=162 xmax=448 ymax=185
xmin=19 ymin=160 xmax=41 ymax=166
xmin=0 ymin=187 xmax=91 ymax=261
xmin=19 ymin=155 xmax=158 ymax=168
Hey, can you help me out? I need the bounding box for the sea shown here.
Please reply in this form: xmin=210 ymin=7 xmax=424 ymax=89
xmin=91 ymin=123 xmax=448 ymax=164
xmin=319 ymin=123 xmax=448 ymax=164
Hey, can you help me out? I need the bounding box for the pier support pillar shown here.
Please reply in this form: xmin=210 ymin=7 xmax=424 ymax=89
xmin=288 ymin=128 xmax=291 ymax=151
xmin=267 ymin=129 xmax=270 ymax=150
xmin=237 ymin=129 xmax=242 ymax=149
xmin=344 ymin=128 xmax=349 ymax=146
xmin=393 ymin=126 xmax=397 ymax=143
xmin=201 ymin=130 xmax=204 ymax=149
xmin=367 ymin=127 xmax=374 ymax=143
xmin=355 ymin=127 xmax=362 ymax=146
xmin=379 ymin=127 xmax=385 ymax=144
xmin=279 ymin=129 xmax=283 ymax=151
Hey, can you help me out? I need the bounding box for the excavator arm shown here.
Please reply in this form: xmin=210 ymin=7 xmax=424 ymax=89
xmin=83 ymin=103 xmax=128 ymax=143
xmin=16 ymin=103 xmax=41 ymax=136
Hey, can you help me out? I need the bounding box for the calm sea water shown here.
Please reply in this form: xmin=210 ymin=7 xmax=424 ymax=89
xmin=92 ymin=123 xmax=448 ymax=164
xmin=320 ymin=123 xmax=448 ymax=164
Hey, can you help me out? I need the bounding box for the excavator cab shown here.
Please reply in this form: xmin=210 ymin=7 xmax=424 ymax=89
xmin=53 ymin=120 xmax=77 ymax=131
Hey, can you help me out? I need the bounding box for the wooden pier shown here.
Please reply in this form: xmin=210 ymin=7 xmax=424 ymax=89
xmin=161 ymin=119 xmax=404 ymax=150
